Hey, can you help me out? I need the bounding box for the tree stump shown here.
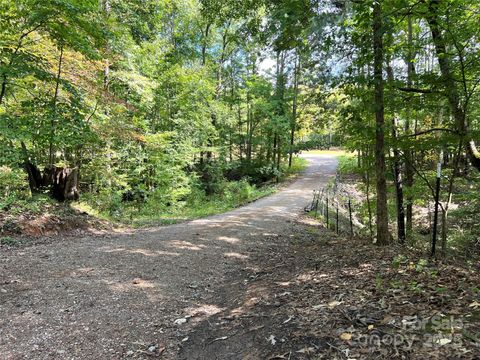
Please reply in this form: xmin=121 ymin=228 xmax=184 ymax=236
xmin=24 ymin=162 xmax=79 ymax=201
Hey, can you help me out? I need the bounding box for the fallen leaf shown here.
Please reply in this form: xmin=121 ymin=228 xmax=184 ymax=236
xmin=296 ymin=347 xmax=315 ymax=354
xmin=436 ymin=338 xmax=452 ymax=346
xmin=267 ymin=335 xmax=277 ymax=345
xmin=173 ymin=318 xmax=187 ymax=325
xmin=212 ymin=336 xmax=228 ymax=342
xmin=469 ymin=301 xmax=480 ymax=309
xmin=328 ymin=300 xmax=342 ymax=308
xmin=340 ymin=332 xmax=352 ymax=341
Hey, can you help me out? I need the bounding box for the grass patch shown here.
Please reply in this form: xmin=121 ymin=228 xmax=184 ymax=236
xmin=337 ymin=153 xmax=359 ymax=176
xmin=2 ymin=156 xmax=307 ymax=232
xmin=126 ymin=184 xmax=277 ymax=227
xmin=76 ymin=156 xmax=308 ymax=228
xmin=1 ymin=236 xmax=19 ymax=246
xmin=303 ymin=148 xmax=349 ymax=156
xmin=281 ymin=156 xmax=308 ymax=180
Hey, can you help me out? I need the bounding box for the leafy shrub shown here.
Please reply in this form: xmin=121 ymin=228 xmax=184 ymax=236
xmin=0 ymin=166 xmax=28 ymax=199
xmin=337 ymin=154 xmax=358 ymax=176
xmin=0 ymin=236 xmax=18 ymax=246
xmin=223 ymin=179 xmax=255 ymax=203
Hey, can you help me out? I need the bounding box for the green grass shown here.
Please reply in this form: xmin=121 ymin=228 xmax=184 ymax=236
xmin=0 ymin=236 xmax=19 ymax=246
xmin=337 ymin=153 xmax=358 ymax=175
xmin=303 ymin=148 xmax=349 ymax=156
xmin=281 ymin=156 xmax=308 ymax=180
xmin=75 ymin=156 xmax=308 ymax=228
xmin=0 ymin=157 xmax=307 ymax=231
xmin=126 ymin=185 xmax=277 ymax=227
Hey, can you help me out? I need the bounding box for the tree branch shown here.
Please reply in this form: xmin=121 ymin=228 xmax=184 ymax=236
xmin=402 ymin=127 xmax=457 ymax=138
xmin=396 ymin=87 xmax=436 ymax=94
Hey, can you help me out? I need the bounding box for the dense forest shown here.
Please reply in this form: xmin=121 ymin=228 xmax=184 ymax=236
xmin=1 ymin=0 xmax=338 ymax=222
xmin=1 ymin=0 xmax=479 ymax=252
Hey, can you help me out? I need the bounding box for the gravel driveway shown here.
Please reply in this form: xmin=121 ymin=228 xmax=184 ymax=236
xmin=0 ymin=154 xmax=338 ymax=359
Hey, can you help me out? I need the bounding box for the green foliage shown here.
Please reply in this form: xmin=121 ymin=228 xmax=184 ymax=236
xmin=83 ymin=178 xmax=276 ymax=227
xmin=0 ymin=167 xmax=27 ymax=198
xmin=282 ymin=156 xmax=308 ymax=178
xmin=76 ymin=156 xmax=305 ymax=226
xmin=337 ymin=154 xmax=358 ymax=176
xmin=0 ymin=236 xmax=18 ymax=246
xmin=392 ymin=254 xmax=408 ymax=269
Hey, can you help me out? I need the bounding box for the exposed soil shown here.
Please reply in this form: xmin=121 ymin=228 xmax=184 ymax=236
xmin=0 ymin=202 xmax=113 ymax=242
xmin=1 ymin=154 xmax=479 ymax=359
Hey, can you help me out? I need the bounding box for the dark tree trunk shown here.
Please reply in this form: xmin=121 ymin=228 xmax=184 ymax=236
xmin=405 ymin=14 xmax=415 ymax=238
xmin=373 ymin=1 xmax=389 ymax=245
xmin=276 ymin=135 xmax=281 ymax=183
xmin=289 ymin=54 xmax=300 ymax=168
xmin=49 ymin=45 xmax=64 ymax=164
xmin=23 ymin=163 xmax=79 ymax=201
xmin=425 ymin=0 xmax=480 ymax=171
xmin=0 ymin=74 xmax=7 ymax=105
xmin=45 ymin=166 xmax=80 ymax=201
xmin=272 ymin=133 xmax=277 ymax=169
xmin=24 ymin=162 xmax=44 ymax=194
xmin=386 ymin=61 xmax=406 ymax=243
xmin=392 ymin=117 xmax=406 ymax=243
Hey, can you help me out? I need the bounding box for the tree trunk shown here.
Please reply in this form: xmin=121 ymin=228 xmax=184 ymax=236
xmin=49 ymin=44 xmax=64 ymax=165
xmin=365 ymin=147 xmax=374 ymax=240
xmin=272 ymin=133 xmax=277 ymax=169
xmin=276 ymin=135 xmax=281 ymax=183
xmin=386 ymin=60 xmax=406 ymax=243
xmin=425 ymin=0 xmax=480 ymax=171
xmin=246 ymin=69 xmax=253 ymax=163
xmin=373 ymin=2 xmax=389 ymax=245
xmin=405 ymin=14 xmax=415 ymax=238
xmin=289 ymin=54 xmax=300 ymax=168
xmin=0 ymin=74 xmax=6 ymax=105
xmin=392 ymin=116 xmax=406 ymax=243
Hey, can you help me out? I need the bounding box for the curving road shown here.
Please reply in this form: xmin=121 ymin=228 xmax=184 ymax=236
xmin=0 ymin=154 xmax=337 ymax=359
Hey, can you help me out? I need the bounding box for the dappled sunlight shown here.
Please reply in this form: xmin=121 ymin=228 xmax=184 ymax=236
xmin=297 ymin=272 xmax=334 ymax=283
xmin=224 ymin=252 xmax=249 ymax=260
xmin=168 ymin=240 xmax=206 ymax=251
xmin=62 ymin=267 xmax=95 ymax=278
xmin=100 ymin=246 xmax=181 ymax=257
xmin=107 ymin=278 xmax=163 ymax=303
xmin=0 ymin=154 xmax=341 ymax=358
xmin=341 ymin=266 xmax=374 ymax=277
xmin=229 ymin=306 xmax=246 ymax=317
xmin=244 ymin=296 xmax=261 ymax=307
xmin=262 ymin=232 xmax=279 ymax=236
xmin=217 ymin=236 xmax=240 ymax=244
xmin=359 ymin=263 xmax=374 ymax=269
xmin=183 ymin=304 xmax=225 ymax=325
xmin=109 ymin=278 xmax=156 ymax=292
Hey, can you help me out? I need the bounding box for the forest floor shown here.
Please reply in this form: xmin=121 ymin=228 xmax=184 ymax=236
xmin=1 ymin=154 xmax=479 ymax=359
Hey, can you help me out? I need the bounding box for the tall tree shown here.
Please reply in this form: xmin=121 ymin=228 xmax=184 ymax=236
xmin=373 ymin=1 xmax=389 ymax=245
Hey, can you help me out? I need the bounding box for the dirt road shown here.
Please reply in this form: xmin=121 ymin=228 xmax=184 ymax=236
xmin=0 ymin=154 xmax=338 ymax=359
